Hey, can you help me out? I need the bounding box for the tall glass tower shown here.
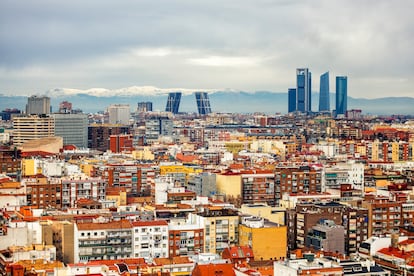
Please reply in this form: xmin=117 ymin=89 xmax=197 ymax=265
xmin=336 ymin=76 xmax=348 ymax=116
xmin=319 ymin=72 xmax=330 ymax=112
xmin=195 ymin=92 xmax=212 ymax=115
xmin=296 ymin=68 xmax=312 ymax=113
xmin=165 ymin=92 xmax=181 ymax=114
xmin=288 ymin=88 xmax=296 ymax=113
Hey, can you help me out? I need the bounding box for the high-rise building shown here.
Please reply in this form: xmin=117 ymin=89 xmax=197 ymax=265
xmin=53 ymin=113 xmax=88 ymax=148
xmin=319 ymin=72 xmax=330 ymax=112
xmin=107 ymin=104 xmax=130 ymax=125
xmin=26 ymin=95 xmax=51 ymax=115
xmin=165 ymin=92 xmax=181 ymax=114
xmin=288 ymin=88 xmax=296 ymax=113
xmin=88 ymin=124 xmax=130 ymax=151
xmin=58 ymin=101 xmax=72 ymax=113
xmin=195 ymin=92 xmax=212 ymax=115
xmin=296 ymin=68 xmax=312 ymax=113
xmin=145 ymin=116 xmax=173 ymax=144
xmin=336 ymin=76 xmax=348 ymax=116
xmin=12 ymin=115 xmax=55 ymax=146
xmin=137 ymin=102 xmax=153 ymax=112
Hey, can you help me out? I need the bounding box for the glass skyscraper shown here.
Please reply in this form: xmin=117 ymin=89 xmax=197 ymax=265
xmin=195 ymin=92 xmax=212 ymax=115
xmin=165 ymin=92 xmax=181 ymax=114
xmin=319 ymin=72 xmax=330 ymax=112
xmin=296 ymin=68 xmax=312 ymax=113
xmin=335 ymin=76 xmax=348 ymax=116
xmin=288 ymin=88 xmax=296 ymax=113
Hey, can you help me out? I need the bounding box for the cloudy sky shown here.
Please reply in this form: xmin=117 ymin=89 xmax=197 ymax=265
xmin=1 ymin=0 xmax=413 ymax=98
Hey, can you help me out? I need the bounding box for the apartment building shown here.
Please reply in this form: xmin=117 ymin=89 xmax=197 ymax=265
xmin=189 ymin=207 xmax=239 ymax=254
xmin=275 ymin=166 xmax=322 ymax=204
xmin=61 ymin=175 xmax=107 ymax=209
xmin=131 ymin=220 xmax=169 ymax=259
xmin=23 ymin=176 xmax=62 ymax=209
xmin=362 ymin=196 xmax=402 ymax=236
xmin=168 ymin=223 xmax=204 ymax=257
xmin=238 ymin=216 xmax=287 ymax=261
xmin=75 ymin=220 xmax=133 ymax=263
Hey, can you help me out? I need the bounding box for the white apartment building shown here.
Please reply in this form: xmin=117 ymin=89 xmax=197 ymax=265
xmin=131 ymin=220 xmax=169 ymax=259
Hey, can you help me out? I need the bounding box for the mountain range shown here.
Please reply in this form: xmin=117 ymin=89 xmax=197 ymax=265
xmin=0 ymin=87 xmax=413 ymax=115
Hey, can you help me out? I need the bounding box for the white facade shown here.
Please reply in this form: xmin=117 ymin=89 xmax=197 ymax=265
xmin=108 ymin=104 xmax=130 ymax=125
xmin=131 ymin=221 xmax=169 ymax=259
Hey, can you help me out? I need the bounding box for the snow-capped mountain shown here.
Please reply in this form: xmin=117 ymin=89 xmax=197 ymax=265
xmin=45 ymin=86 xmax=230 ymax=97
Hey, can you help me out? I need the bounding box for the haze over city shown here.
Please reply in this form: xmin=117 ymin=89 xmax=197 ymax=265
xmin=1 ymin=0 xmax=413 ymax=99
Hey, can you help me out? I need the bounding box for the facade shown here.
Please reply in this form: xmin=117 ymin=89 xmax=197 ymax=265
xmin=12 ymin=115 xmax=55 ymax=146
xmin=23 ymin=176 xmax=62 ymax=209
xmin=75 ymin=220 xmax=133 ymax=263
xmin=131 ymin=220 xmax=169 ymax=259
xmin=186 ymin=172 xmax=217 ymax=197
xmin=361 ymin=197 xmax=402 ymax=237
xmin=168 ymin=223 xmax=204 ymax=257
xmin=274 ymin=166 xmax=322 ymax=204
xmin=189 ymin=207 xmax=239 ymax=254
xmin=195 ymin=92 xmax=212 ymax=115
xmin=61 ymin=176 xmax=107 ymax=209
xmin=137 ymin=102 xmax=153 ymax=112
xmin=238 ymin=216 xmax=287 ymax=261
xmin=88 ymin=124 xmax=130 ymax=152
xmin=241 ymin=170 xmax=276 ymax=207
xmin=165 ymin=92 xmax=181 ymax=114
xmin=145 ymin=116 xmax=173 ymax=144
xmin=53 ymin=113 xmax=88 ymax=148
xmin=288 ymin=88 xmax=296 ymax=113
xmin=336 ymin=76 xmax=348 ymax=116
xmin=108 ymin=104 xmax=130 ymax=125
xmin=58 ymin=101 xmax=72 ymax=113
xmin=109 ymin=134 xmax=134 ymax=153
xmin=0 ymin=149 xmax=21 ymax=178
xmin=306 ymin=219 xmax=345 ymax=254
xmin=296 ymin=68 xmax=312 ymax=113
xmin=319 ymin=71 xmax=330 ymax=112
xmin=26 ymin=95 xmax=51 ymax=115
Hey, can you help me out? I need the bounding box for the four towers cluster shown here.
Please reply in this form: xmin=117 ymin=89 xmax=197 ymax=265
xmin=288 ymin=68 xmax=348 ymax=117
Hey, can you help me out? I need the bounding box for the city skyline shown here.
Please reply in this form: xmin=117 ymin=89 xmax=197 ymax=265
xmin=1 ymin=1 xmax=413 ymax=98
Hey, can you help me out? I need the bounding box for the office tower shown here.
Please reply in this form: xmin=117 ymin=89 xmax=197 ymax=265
xmin=58 ymin=101 xmax=72 ymax=113
xmin=0 ymin=108 xmax=21 ymax=121
xmin=319 ymin=72 xmax=330 ymax=112
xmin=336 ymin=76 xmax=348 ymax=116
xmin=288 ymin=88 xmax=296 ymax=113
xmin=107 ymin=104 xmax=130 ymax=125
xmin=165 ymin=92 xmax=181 ymax=114
xmin=137 ymin=102 xmax=153 ymax=112
xmin=195 ymin=92 xmax=212 ymax=115
xmin=26 ymin=95 xmax=51 ymax=115
xmin=12 ymin=115 xmax=55 ymax=146
xmin=53 ymin=113 xmax=88 ymax=148
xmin=296 ymin=68 xmax=312 ymax=113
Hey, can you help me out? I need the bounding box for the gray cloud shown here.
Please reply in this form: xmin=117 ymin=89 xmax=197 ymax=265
xmin=0 ymin=0 xmax=413 ymax=98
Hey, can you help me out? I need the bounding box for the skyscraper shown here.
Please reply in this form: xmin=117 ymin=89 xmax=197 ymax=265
xmin=108 ymin=104 xmax=130 ymax=125
xmin=26 ymin=95 xmax=51 ymax=115
xmin=296 ymin=68 xmax=312 ymax=113
xmin=53 ymin=113 xmax=88 ymax=148
xmin=288 ymin=88 xmax=296 ymax=113
xmin=195 ymin=92 xmax=212 ymax=115
xmin=137 ymin=102 xmax=153 ymax=112
xmin=336 ymin=76 xmax=348 ymax=116
xmin=319 ymin=72 xmax=330 ymax=112
xmin=165 ymin=92 xmax=181 ymax=114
